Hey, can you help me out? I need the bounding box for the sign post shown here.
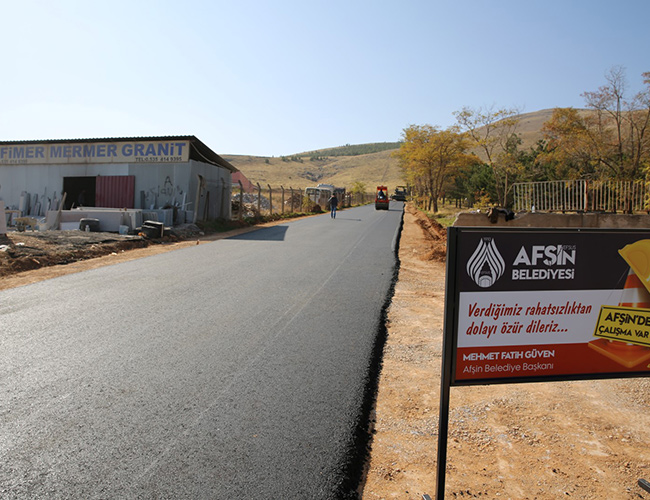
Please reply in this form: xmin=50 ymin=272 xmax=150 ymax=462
xmin=436 ymin=227 xmax=650 ymax=498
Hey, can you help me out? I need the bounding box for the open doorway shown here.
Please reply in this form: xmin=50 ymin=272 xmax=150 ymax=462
xmin=63 ymin=176 xmax=96 ymax=209
xmin=62 ymin=175 xmax=135 ymax=209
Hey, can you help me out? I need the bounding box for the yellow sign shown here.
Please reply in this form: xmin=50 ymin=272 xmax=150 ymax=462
xmin=594 ymin=305 xmax=650 ymax=347
xmin=619 ymin=240 xmax=650 ymax=294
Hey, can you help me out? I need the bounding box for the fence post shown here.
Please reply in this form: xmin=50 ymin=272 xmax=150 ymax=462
xmin=281 ymin=186 xmax=285 ymax=215
xmin=256 ymin=183 xmax=261 ymax=215
xmin=290 ymin=187 xmax=294 ymax=212
xmin=237 ymin=180 xmax=244 ymax=220
xmin=268 ymin=184 xmax=273 ymax=215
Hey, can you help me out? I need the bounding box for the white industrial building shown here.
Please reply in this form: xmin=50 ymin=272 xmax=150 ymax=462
xmin=0 ymin=136 xmax=237 ymax=231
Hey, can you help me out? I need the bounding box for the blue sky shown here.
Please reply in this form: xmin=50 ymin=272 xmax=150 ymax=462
xmin=1 ymin=0 xmax=648 ymax=157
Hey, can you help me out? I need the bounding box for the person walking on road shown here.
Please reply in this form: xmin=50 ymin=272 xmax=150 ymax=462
xmin=328 ymin=193 xmax=339 ymax=219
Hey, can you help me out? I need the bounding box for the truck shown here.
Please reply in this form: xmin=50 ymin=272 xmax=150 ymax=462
xmin=392 ymin=186 xmax=407 ymax=201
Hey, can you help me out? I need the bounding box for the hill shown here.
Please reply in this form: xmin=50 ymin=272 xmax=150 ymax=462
xmin=299 ymin=142 xmax=402 ymax=157
xmin=224 ymin=109 xmax=565 ymax=191
xmin=223 ymin=146 xmax=406 ymax=191
xmin=512 ymin=108 xmax=555 ymax=149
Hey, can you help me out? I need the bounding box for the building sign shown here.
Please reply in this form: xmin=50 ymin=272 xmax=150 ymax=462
xmin=445 ymin=227 xmax=650 ymax=385
xmin=0 ymin=140 xmax=190 ymax=165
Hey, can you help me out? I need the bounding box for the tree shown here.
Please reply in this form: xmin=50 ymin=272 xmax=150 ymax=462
xmin=580 ymin=66 xmax=650 ymax=180
xmin=453 ymin=105 xmax=521 ymax=206
xmin=350 ymin=181 xmax=367 ymax=204
xmin=539 ymin=107 xmax=597 ymax=179
xmin=539 ymin=68 xmax=650 ymax=184
xmin=350 ymin=181 xmax=367 ymax=195
xmin=395 ymin=125 xmax=477 ymax=212
xmin=447 ymin=162 xmax=496 ymax=208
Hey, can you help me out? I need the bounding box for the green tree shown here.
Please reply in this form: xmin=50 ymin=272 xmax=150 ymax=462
xmin=448 ymin=163 xmax=496 ymax=208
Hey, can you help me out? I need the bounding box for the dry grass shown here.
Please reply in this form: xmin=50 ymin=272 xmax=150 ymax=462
xmin=223 ymin=109 xmax=568 ymax=191
xmin=223 ymin=149 xmax=405 ymax=191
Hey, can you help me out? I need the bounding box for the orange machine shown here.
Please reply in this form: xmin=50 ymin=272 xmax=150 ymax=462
xmin=375 ymin=186 xmax=389 ymax=210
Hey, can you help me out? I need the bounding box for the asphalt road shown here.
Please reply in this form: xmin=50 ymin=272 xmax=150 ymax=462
xmin=0 ymin=202 xmax=404 ymax=499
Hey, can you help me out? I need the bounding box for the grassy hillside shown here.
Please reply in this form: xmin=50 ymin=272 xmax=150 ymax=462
xmin=299 ymin=142 xmax=402 ymax=158
xmin=224 ymin=109 xmax=565 ymax=191
xmin=223 ymin=146 xmax=405 ymax=191
xmin=513 ymin=109 xmax=555 ymax=149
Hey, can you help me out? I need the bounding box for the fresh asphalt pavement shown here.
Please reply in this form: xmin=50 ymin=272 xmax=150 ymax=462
xmin=0 ymin=202 xmax=404 ymax=499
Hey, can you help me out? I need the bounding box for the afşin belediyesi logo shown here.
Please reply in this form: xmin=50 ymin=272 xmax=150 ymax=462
xmin=466 ymin=237 xmax=506 ymax=288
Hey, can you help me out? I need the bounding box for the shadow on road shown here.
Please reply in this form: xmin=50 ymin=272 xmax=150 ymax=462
xmin=228 ymin=225 xmax=289 ymax=241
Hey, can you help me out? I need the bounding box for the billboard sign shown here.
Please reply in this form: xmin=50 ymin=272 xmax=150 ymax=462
xmin=0 ymin=140 xmax=190 ymax=165
xmin=445 ymin=227 xmax=650 ymax=385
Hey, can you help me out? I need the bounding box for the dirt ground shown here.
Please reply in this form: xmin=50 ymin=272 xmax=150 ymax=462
xmin=0 ymin=223 xmax=251 ymax=291
xmin=3 ymin=208 xmax=650 ymax=499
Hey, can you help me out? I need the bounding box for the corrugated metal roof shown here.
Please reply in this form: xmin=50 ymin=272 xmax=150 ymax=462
xmin=0 ymin=135 xmax=238 ymax=173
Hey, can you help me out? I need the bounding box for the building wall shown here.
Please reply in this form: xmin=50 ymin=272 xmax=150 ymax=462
xmin=189 ymin=160 xmax=232 ymax=220
xmin=132 ymin=159 xmax=232 ymax=218
xmin=131 ymin=162 xmax=190 ymax=210
xmin=0 ymin=162 xmax=129 ymax=209
xmin=0 ymin=160 xmax=232 ymax=220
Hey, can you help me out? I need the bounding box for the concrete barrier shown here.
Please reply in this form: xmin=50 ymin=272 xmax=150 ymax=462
xmin=47 ymin=209 xmax=136 ymax=232
xmin=454 ymin=211 xmax=650 ymax=229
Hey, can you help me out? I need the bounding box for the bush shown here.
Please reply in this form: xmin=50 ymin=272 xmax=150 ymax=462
xmin=302 ymin=198 xmax=323 ymax=213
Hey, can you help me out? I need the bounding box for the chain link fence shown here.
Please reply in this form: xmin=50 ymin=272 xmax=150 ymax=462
xmin=231 ymin=181 xmax=372 ymax=219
